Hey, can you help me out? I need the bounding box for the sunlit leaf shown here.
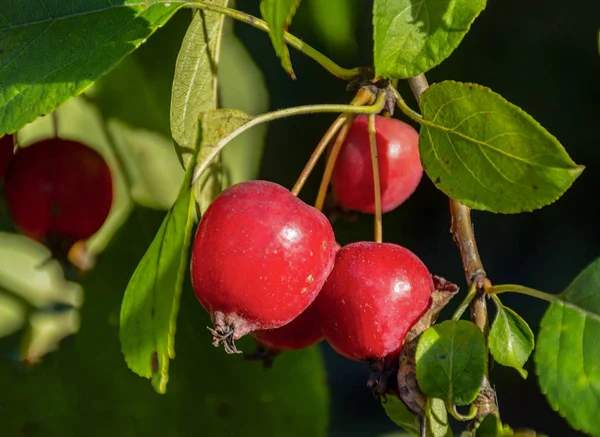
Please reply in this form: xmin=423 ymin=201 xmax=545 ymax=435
xmin=170 ymin=2 xmax=228 ymax=167
xmin=420 ymin=81 xmax=583 ymax=213
xmin=119 ymin=144 xmax=198 ymax=393
xmin=0 ymin=0 xmax=181 ymax=136
xmin=416 ymin=320 xmax=485 ymax=406
xmin=535 ymin=258 xmax=600 ymax=436
xmin=373 ymin=0 xmax=486 ymax=78
xmin=260 ymin=0 xmax=301 ymax=78
xmin=489 ymin=299 xmax=534 ymax=378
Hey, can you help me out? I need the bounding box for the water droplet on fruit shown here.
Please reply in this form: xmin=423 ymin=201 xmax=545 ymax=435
xmin=306 ymin=275 xmax=314 ymax=284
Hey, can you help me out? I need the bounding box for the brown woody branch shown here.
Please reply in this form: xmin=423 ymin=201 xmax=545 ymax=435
xmin=407 ymin=73 xmax=498 ymax=419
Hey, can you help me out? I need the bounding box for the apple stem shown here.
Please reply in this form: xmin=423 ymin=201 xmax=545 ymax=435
xmin=192 ymin=94 xmax=386 ymax=186
xmin=313 ymin=114 xmax=356 ymax=211
xmin=186 ymin=1 xmax=362 ymax=81
xmin=291 ymin=89 xmax=376 ymax=197
xmin=367 ymin=113 xmax=383 ymax=244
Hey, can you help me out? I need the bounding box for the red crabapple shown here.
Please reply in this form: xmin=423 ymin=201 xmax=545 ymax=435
xmin=318 ymin=241 xmax=434 ymax=366
xmin=190 ymin=180 xmax=336 ymax=353
xmin=0 ymin=135 xmax=14 ymax=179
xmin=3 ymin=139 xmax=113 ymax=251
xmin=252 ymin=298 xmax=323 ymax=351
xmin=331 ymin=115 xmax=422 ymax=213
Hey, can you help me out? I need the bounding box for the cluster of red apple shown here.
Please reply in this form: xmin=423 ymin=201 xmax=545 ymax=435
xmin=190 ymin=115 xmax=435 ymax=378
xmin=0 ymin=135 xmax=113 ymax=259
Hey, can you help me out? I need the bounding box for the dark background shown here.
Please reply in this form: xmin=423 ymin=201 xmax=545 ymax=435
xmin=236 ymin=1 xmax=600 ymax=435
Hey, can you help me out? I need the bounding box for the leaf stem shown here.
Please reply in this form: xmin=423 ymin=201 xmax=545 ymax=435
xmin=448 ymin=403 xmax=478 ymax=422
xmin=486 ymin=284 xmax=562 ymax=304
xmin=192 ymin=93 xmax=386 ymax=185
xmin=293 ymin=89 xmax=375 ymax=197
xmin=452 ymin=283 xmax=477 ymax=321
xmin=186 ymin=2 xmax=361 ymax=80
xmin=368 ymin=113 xmax=383 ymax=243
xmin=313 ymin=114 xmax=356 ymax=210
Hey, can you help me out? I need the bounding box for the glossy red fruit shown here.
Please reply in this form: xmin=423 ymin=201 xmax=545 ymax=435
xmin=0 ymin=135 xmax=14 ymax=179
xmin=252 ymin=298 xmax=323 ymax=351
xmin=3 ymin=139 xmax=113 ymax=248
xmin=331 ymin=115 xmax=422 ymax=213
xmin=318 ymin=241 xmax=434 ymax=365
xmin=190 ymin=180 xmax=337 ymax=353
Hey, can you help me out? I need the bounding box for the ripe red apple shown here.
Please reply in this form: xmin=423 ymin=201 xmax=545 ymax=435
xmin=318 ymin=241 xmax=434 ymax=365
xmin=3 ymin=138 xmax=113 ymax=250
xmin=252 ymin=298 xmax=323 ymax=351
xmin=190 ymin=180 xmax=336 ymax=353
xmin=331 ymin=115 xmax=422 ymax=213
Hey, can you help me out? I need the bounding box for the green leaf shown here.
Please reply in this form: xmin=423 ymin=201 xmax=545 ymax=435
xmin=0 ymin=208 xmax=329 ymax=436
xmin=416 ymin=320 xmax=485 ymax=406
xmin=488 ymin=298 xmax=534 ymax=378
xmin=218 ymin=20 xmax=270 ymax=186
xmin=373 ymin=0 xmax=487 ymax=79
xmin=194 ymin=109 xmax=253 ymax=212
xmin=426 ymin=398 xmax=452 ymax=437
xmin=419 ymin=81 xmax=583 ymax=213
xmin=535 ymin=257 xmax=600 ymax=436
xmin=170 ymin=2 xmax=228 ymax=167
xmin=0 ymin=0 xmax=181 ymax=136
xmin=260 ymin=0 xmax=301 ymax=78
xmin=119 ymin=146 xmax=198 ymax=393
xmin=86 ymin=10 xmax=192 ymax=139
xmin=382 ymin=396 xmax=420 ymax=436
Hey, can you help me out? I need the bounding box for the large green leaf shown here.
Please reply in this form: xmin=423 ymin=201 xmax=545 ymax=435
xmin=0 ymin=0 xmax=181 ymax=136
xmin=0 ymin=208 xmax=329 ymax=435
xmin=120 ymin=143 xmax=198 ymax=393
xmin=373 ymin=0 xmax=487 ymax=79
xmin=488 ymin=298 xmax=534 ymax=378
xmin=86 ymin=10 xmax=192 ymax=138
xmin=535 ymin=258 xmax=600 ymax=436
xmin=419 ymin=81 xmax=583 ymax=213
xmin=260 ymin=0 xmax=300 ymax=78
xmin=170 ymin=1 xmax=228 ymax=167
xmin=416 ymin=320 xmax=485 ymax=406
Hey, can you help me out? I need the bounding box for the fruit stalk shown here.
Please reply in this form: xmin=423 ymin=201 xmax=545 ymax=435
xmin=407 ymin=73 xmax=498 ymax=419
xmin=292 ymin=88 xmax=375 ymax=197
xmin=367 ymin=113 xmax=383 ymax=243
xmin=313 ymin=114 xmax=356 ymax=210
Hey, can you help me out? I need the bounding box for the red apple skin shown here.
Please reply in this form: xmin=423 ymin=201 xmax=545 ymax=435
xmin=252 ymin=298 xmax=323 ymax=351
xmin=190 ymin=180 xmax=337 ymax=341
xmin=318 ymin=241 xmax=434 ymax=364
xmin=3 ymin=138 xmax=113 ymax=246
xmin=332 ymin=115 xmax=422 ymax=214
xmin=0 ymin=135 xmax=14 ymax=179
